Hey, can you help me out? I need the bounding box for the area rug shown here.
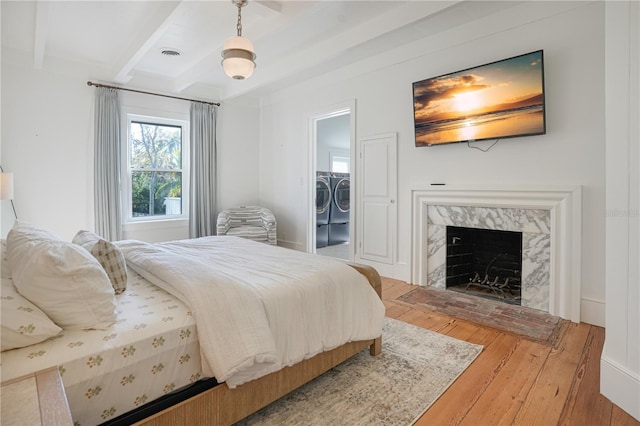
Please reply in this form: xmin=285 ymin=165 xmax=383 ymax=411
xmin=236 ymin=318 xmax=483 ymax=425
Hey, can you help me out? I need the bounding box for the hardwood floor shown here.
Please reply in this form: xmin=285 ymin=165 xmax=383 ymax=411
xmin=381 ymin=277 xmax=640 ymax=426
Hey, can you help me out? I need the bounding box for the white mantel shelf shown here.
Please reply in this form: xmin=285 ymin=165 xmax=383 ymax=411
xmin=411 ymin=184 xmax=582 ymax=323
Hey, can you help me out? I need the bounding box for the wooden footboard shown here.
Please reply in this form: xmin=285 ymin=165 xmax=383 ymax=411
xmin=346 ymin=261 xmax=382 ymax=355
xmin=134 ymin=262 xmax=382 ymax=426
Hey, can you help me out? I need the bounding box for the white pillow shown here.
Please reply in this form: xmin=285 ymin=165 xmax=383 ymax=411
xmin=6 ymin=221 xmax=117 ymax=330
xmin=1 ymin=278 xmax=62 ymax=351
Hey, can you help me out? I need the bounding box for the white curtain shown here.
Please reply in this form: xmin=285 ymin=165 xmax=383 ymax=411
xmin=94 ymin=87 xmax=122 ymax=241
xmin=189 ymin=102 xmax=217 ymax=238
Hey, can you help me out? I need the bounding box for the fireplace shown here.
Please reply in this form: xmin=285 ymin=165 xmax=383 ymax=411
xmin=446 ymin=226 xmax=523 ymax=305
xmin=411 ymin=185 xmax=582 ymax=321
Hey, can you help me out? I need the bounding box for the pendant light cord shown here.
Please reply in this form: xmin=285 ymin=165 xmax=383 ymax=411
xmin=237 ymin=1 xmax=243 ymax=36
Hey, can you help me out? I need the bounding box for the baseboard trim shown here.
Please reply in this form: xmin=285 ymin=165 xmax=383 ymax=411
xmin=601 ymin=356 xmax=640 ymax=421
xmin=278 ymin=240 xmax=305 ymax=251
xmin=580 ymin=297 xmax=605 ymax=326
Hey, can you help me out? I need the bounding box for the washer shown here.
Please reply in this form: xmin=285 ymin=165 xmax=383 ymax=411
xmin=316 ymin=174 xmax=331 ymax=225
xmin=316 ymin=173 xmax=331 ymax=249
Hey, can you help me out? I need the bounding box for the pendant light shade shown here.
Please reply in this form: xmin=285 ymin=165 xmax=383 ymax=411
xmin=0 ymin=167 xmax=17 ymax=219
xmin=222 ymin=35 xmax=256 ymax=80
xmin=221 ymin=0 xmax=256 ymax=80
xmin=0 ymin=172 xmax=14 ymax=200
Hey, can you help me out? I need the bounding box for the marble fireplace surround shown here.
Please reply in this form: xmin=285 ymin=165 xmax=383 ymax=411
xmin=411 ymin=185 xmax=582 ymax=322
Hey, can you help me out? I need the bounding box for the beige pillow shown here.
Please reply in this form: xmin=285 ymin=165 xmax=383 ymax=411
xmin=73 ymin=230 xmax=127 ymax=294
xmin=1 ymin=278 xmax=62 ymax=351
xmin=6 ymin=221 xmax=117 ymax=330
xmin=1 ymin=239 xmax=10 ymax=278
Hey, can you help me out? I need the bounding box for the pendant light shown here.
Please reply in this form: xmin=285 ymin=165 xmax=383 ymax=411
xmin=221 ymin=0 xmax=256 ymax=80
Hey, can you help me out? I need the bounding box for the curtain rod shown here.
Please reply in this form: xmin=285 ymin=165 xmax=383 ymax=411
xmin=86 ymin=81 xmax=220 ymax=107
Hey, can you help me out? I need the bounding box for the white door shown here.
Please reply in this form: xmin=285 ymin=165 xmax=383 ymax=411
xmin=357 ymin=133 xmax=397 ymax=264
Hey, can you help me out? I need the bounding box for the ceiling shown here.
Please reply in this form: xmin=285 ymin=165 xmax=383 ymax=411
xmin=0 ymin=1 xmax=502 ymax=101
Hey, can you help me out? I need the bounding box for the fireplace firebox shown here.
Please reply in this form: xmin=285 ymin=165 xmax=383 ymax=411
xmin=446 ymin=226 xmax=523 ymax=305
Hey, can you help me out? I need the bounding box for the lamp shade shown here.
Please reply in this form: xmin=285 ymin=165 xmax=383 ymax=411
xmin=0 ymin=172 xmax=14 ymax=200
xmin=221 ymin=35 xmax=256 ymax=80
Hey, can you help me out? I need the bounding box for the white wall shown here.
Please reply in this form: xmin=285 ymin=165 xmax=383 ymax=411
xmin=1 ymin=55 xmax=94 ymax=240
xmin=601 ymin=0 xmax=639 ymax=421
xmin=217 ymin=99 xmax=261 ymax=210
xmin=257 ymin=2 xmax=607 ymax=325
xmin=0 ymin=54 xmax=261 ymax=242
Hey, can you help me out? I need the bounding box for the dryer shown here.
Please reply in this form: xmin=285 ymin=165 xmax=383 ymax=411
xmin=329 ymin=175 xmax=350 ymax=223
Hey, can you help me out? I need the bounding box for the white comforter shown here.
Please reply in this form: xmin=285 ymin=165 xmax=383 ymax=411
xmin=117 ymin=236 xmax=385 ymax=388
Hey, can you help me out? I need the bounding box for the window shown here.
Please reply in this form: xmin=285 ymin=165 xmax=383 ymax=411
xmin=124 ymin=115 xmax=189 ymax=221
xmin=331 ymin=154 xmax=350 ymax=173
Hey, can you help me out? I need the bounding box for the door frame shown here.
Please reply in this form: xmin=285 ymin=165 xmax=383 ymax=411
xmin=307 ymin=99 xmax=356 ymax=257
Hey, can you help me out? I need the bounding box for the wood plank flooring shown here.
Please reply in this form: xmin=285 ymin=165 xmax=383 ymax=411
xmin=381 ymin=277 xmax=640 ymax=426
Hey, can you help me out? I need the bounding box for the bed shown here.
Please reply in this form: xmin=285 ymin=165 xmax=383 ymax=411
xmin=0 ymin=222 xmax=384 ymax=425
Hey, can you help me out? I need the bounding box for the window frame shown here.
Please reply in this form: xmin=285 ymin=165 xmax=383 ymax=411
xmin=122 ymin=113 xmax=190 ymax=223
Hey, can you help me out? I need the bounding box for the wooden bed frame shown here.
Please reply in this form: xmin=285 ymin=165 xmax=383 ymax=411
xmin=134 ymin=262 xmax=383 ymax=426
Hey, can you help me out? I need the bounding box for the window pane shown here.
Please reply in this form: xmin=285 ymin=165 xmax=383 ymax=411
xmin=131 ymin=171 xmax=182 ymax=217
xmin=331 ymin=157 xmax=350 ymax=173
xmin=130 ymin=121 xmax=182 ymax=169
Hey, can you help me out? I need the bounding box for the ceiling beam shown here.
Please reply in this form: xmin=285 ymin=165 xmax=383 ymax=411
xmin=254 ymin=0 xmax=282 ymax=17
xmin=223 ymin=1 xmax=462 ymax=99
xmin=172 ymin=54 xmax=221 ymax=94
xmin=111 ymin=1 xmax=183 ymax=84
xmin=33 ymin=1 xmax=50 ymax=69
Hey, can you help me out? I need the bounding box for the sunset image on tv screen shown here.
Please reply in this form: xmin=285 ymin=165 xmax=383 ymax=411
xmin=413 ymin=50 xmax=545 ymax=146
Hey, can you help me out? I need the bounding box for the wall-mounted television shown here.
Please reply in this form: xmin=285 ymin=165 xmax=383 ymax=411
xmin=413 ymin=50 xmax=546 ymax=147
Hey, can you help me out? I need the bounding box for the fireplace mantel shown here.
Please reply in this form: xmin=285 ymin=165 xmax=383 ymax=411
xmin=411 ymin=185 xmax=582 ymax=322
